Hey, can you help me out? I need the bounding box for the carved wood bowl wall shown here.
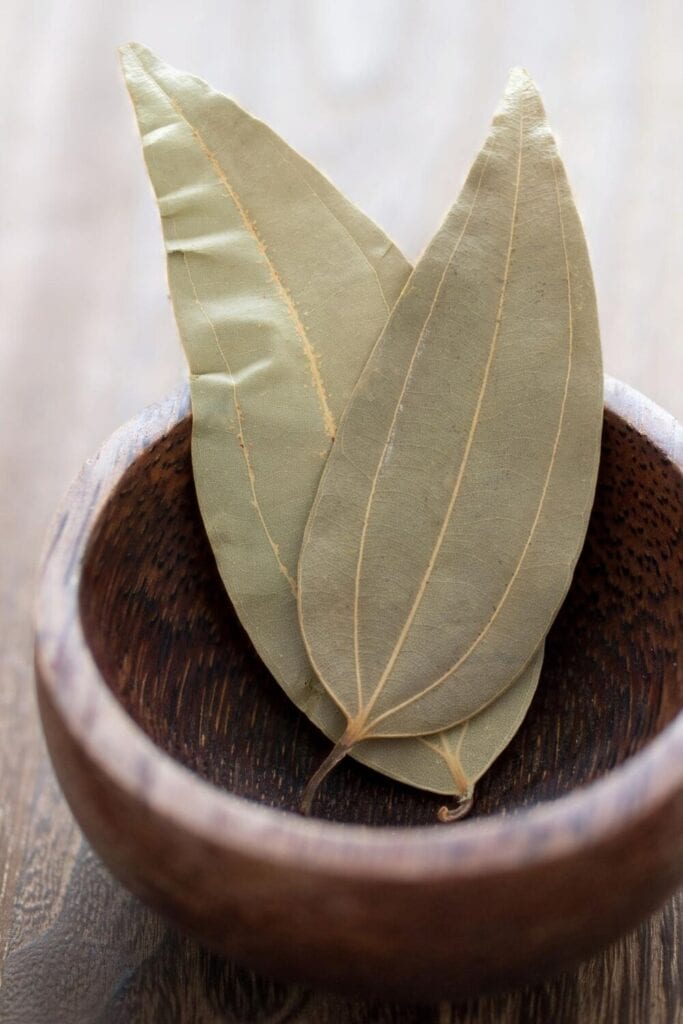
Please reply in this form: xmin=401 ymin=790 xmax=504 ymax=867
xmin=34 ymin=379 xmax=683 ymax=1002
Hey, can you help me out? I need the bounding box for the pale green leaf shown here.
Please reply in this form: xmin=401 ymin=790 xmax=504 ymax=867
xmin=123 ymin=43 xmax=538 ymax=797
xmin=361 ymin=645 xmax=543 ymax=797
xmin=119 ymin=41 xmax=407 ymax=717
xmin=298 ymin=69 xmax=603 ymax=745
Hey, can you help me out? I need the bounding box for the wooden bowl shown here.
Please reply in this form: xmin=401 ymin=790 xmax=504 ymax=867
xmin=34 ymin=378 xmax=683 ymax=1002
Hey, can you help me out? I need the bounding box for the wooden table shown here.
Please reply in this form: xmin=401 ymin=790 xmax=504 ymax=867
xmin=1 ymin=2 xmax=681 ymax=1020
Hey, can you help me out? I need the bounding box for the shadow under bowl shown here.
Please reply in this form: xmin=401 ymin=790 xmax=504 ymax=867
xmin=34 ymin=378 xmax=683 ymax=1002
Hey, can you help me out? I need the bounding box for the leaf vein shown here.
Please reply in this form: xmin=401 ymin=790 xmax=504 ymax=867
xmin=351 ymin=149 xmax=493 ymax=721
xmin=135 ymin=49 xmax=337 ymax=441
xmin=363 ymin=114 xmax=524 ymax=729
xmin=171 ymin=216 xmax=298 ymax=596
xmin=276 ymin=147 xmax=397 ymax=314
xmin=369 ymin=142 xmax=576 ymax=731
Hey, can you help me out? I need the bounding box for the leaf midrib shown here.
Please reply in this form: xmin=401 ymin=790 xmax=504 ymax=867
xmin=175 ymin=220 xmax=298 ymax=596
xmin=132 ymin=46 xmax=337 ymax=442
xmin=350 ymin=150 xmax=493 ymax=716
xmin=354 ymin=112 xmax=526 ymax=735
xmin=131 ymin=49 xmax=302 ymax=591
xmin=420 ymin=729 xmax=470 ymax=794
xmin=367 ymin=147 xmax=575 ymax=736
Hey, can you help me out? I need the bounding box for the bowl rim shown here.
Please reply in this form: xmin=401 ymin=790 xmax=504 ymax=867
xmin=34 ymin=377 xmax=683 ymax=882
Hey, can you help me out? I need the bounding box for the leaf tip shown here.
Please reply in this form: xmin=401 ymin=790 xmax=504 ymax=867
xmin=117 ymin=40 xmax=153 ymax=76
xmin=500 ymin=67 xmax=548 ymax=124
xmin=505 ymin=66 xmax=538 ymax=95
xmin=117 ymin=39 xmax=138 ymax=60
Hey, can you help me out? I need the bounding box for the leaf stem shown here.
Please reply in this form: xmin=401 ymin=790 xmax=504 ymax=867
xmin=300 ymin=735 xmax=354 ymax=816
xmin=437 ymin=792 xmax=474 ymax=823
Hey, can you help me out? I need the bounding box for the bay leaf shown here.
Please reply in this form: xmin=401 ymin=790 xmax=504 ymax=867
xmin=119 ymin=42 xmax=407 ymax=729
xmin=298 ymin=68 xmax=603 ymax=754
xmin=122 ymin=48 xmax=554 ymax=807
xmin=123 ymin=43 xmax=529 ymax=800
xmin=361 ymin=644 xmax=543 ymax=799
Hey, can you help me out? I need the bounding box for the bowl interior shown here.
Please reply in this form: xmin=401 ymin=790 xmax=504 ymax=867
xmin=79 ymin=410 xmax=682 ymax=827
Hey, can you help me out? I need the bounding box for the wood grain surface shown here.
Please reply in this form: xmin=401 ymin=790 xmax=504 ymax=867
xmin=1 ymin=2 xmax=682 ymax=1021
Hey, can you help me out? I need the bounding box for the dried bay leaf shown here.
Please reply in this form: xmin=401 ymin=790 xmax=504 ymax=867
xmin=298 ymin=70 xmax=603 ymax=763
xmin=119 ymin=41 xmax=407 ymax=709
xmin=361 ymin=645 xmax=543 ymax=802
xmin=121 ymin=43 xmax=542 ymax=801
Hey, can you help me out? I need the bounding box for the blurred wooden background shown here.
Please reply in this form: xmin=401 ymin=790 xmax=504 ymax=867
xmin=0 ymin=2 xmax=681 ymax=1021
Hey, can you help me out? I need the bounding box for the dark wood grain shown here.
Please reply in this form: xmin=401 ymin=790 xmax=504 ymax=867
xmin=0 ymin=847 xmax=679 ymax=1023
xmin=33 ymin=380 xmax=683 ymax=1006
